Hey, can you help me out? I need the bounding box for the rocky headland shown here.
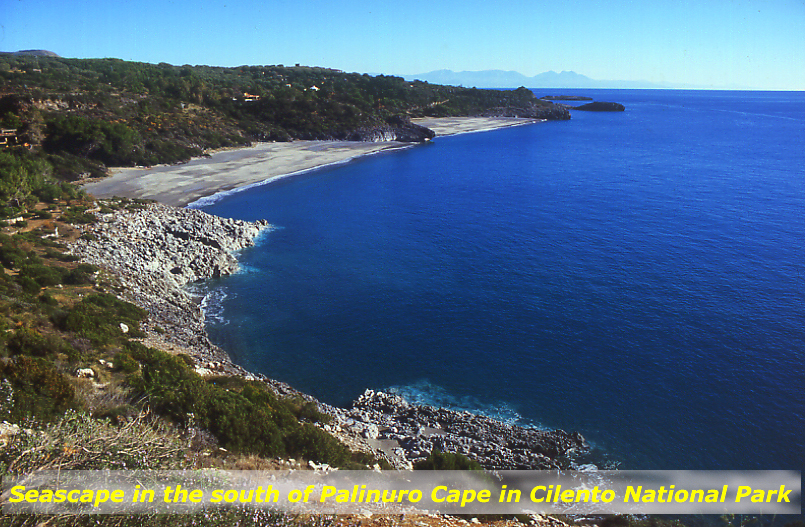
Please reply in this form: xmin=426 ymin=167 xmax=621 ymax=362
xmin=480 ymin=103 xmax=571 ymax=121
xmin=329 ymin=390 xmax=587 ymax=470
xmin=70 ymin=201 xmax=589 ymax=471
xmin=71 ymin=203 xmax=271 ymax=367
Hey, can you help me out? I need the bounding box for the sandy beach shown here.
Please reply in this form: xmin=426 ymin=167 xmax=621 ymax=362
xmin=83 ymin=117 xmax=541 ymax=207
xmin=411 ymin=116 xmax=543 ymax=136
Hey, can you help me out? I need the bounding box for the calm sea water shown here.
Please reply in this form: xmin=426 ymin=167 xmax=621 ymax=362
xmin=196 ymin=90 xmax=805 ymax=471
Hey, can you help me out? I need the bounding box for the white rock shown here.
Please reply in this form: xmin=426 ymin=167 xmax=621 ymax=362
xmin=98 ymin=359 xmax=114 ymax=369
xmin=119 ymin=322 xmax=129 ymax=334
xmin=0 ymin=422 xmax=20 ymax=437
xmin=75 ymin=368 xmax=95 ymax=378
xmin=363 ymin=423 xmax=380 ymax=439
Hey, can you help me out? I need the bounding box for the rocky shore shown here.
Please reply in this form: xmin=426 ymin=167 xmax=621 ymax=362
xmin=71 ymin=202 xmax=271 ymax=367
xmin=327 ymin=390 xmax=587 ymax=470
xmin=70 ymin=202 xmax=589 ymax=471
xmin=480 ymin=103 xmax=571 ymax=120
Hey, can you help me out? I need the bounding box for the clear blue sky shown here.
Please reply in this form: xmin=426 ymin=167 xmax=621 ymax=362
xmin=2 ymin=0 xmax=803 ymax=90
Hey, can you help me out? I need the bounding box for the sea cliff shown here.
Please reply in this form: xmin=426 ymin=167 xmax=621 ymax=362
xmin=71 ymin=201 xmax=588 ymax=470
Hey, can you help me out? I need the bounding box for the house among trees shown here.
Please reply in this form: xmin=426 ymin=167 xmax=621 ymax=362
xmin=0 ymin=129 xmax=18 ymax=147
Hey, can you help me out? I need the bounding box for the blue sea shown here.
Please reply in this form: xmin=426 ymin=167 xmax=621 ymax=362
xmin=195 ymin=89 xmax=805 ymax=472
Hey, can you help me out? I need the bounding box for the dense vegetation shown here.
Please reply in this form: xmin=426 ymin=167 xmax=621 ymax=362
xmin=0 ymin=55 xmax=561 ymax=176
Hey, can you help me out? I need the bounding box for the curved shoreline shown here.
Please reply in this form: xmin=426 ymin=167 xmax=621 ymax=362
xmin=82 ymin=117 xmax=542 ymax=207
xmin=70 ymin=201 xmax=588 ymax=470
xmin=184 ymin=141 xmax=415 ymax=209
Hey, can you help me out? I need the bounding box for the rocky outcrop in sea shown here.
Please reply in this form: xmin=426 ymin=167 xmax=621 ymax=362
xmin=572 ymin=102 xmax=625 ymax=112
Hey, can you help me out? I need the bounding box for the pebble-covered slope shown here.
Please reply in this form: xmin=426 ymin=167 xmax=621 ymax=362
xmin=71 ymin=202 xmax=270 ymax=364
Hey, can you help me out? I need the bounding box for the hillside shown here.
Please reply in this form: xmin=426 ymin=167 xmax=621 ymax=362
xmin=0 ymin=56 xmax=568 ymax=183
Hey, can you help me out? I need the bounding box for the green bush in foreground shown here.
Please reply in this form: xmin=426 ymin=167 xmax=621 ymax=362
xmin=0 ymin=356 xmax=76 ymax=422
xmin=414 ymin=448 xmax=482 ymax=471
xmin=56 ymin=293 xmax=147 ymax=345
xmin=124 ymin=343 xmax=363 ymax=467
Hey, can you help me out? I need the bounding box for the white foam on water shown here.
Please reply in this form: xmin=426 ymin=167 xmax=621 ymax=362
xmin=199 ymin=287 xmax=233 ymax=326
xmin=385 ymin=379 xmax=546 ymax=429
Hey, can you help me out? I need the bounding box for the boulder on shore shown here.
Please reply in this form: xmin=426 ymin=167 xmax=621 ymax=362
xmin=333 ymin=389 xmax=589 ymax=470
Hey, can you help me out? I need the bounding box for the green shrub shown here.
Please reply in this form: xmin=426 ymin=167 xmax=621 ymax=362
xmin=61 ymin=208 xmax=96 ymax=224
xmin=0 ymin=244 xmax=27 ymax=268
xmin=285 ymin=423 xmax=350 ymax=465
xmin=6 ymin=327 xmax=79 ymax=360
xmin=20 ymin=262 xmax=64 ymax=287
xmin=176 ymin=352 xmax=194 ymax=366
xmin=6 ymin=327 xmax=49 ymax=357
xmin=414 ymin=448 xmax=483 ymax=471
xmin=198 ymin=387 xmax=285 ymax=456
xmin=15 ymin=275 xmax=41 ymax=295
xmin=62 ymin=265 xmax=96 ymax=285
xmin=127 ymin=346 xmax=360 ymax=466
xmin=44 ymin=114 xmax=145 ymax=167
xmin=0 ymin=356 xmax=76 ymax=421
xmin=113 ymin=349 xmax=140 ymax=373
xmin=39 ymin=291 xmax=58 ymax=306
xmin=58 ymin=293 xmax=146 ymax=345
xmin=125 ymin=342 xmax=205 ymax=423
xmin=43 ymin=248 xmax=78 ymax=262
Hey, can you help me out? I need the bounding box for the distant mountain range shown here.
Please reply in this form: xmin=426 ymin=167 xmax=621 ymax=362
xmin=2 ymin=53 xmax=746 ymax=89
xmin=402 ymin=69 xmax=741 ymax=90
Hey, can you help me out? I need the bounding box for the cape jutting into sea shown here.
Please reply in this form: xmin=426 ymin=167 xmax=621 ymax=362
xmin=194 ymin=89 xmax=805 ymax=472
